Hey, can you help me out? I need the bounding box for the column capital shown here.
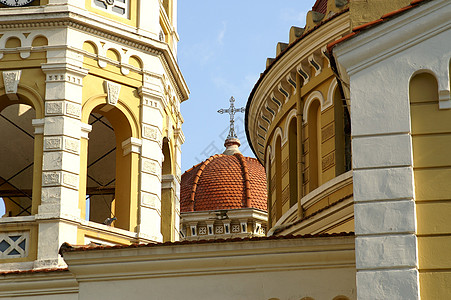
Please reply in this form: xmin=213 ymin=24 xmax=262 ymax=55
xmin=32 ymin=118 xmax=45 ymax=135
xmin=41 ymin=63 xmax=89 ymax=86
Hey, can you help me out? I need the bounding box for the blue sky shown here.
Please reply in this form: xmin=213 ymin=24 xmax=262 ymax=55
xmin=179 ymin=1 xmax=310 ymax=172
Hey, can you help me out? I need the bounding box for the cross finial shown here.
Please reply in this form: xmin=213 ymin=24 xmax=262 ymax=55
xmin=217 ymin=96 xmax=245 ymax=139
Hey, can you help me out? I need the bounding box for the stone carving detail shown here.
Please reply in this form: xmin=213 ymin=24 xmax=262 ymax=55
xmin=141 ymin=193 xmax=159 ymax=209
xmin=322 ymin=152 xmax=335 ymax=171
xmin=44 ymin=137 xmax=62 ymax=150
xmin=321 ymin=123 xmax=335 ymax=143
xmin=46 ymin=102 xmax=64 ymax=115
xmin=66 ymin=103 xmax=81 ymax=118
xmin=231 ymin=224 xmax=240 ymax=233
xmin=3 ymin=70 xmax=21 ymax=100
xmin=215 ymin=226 xmax=224 ymax=234
xmin=64 ymin=138 xmax=79 ymax=153
xmin=43 ymin=172 xmax=61 ymax=186
xmin=142 ymin=159 xmax=158 ymax=175
xmin=104 ymin=81 xmax=121 ymax=106
xmin=198 ymin=227 xmax=207 ymax=235
xmin=63 ymin=173 xmax=78 ymax=188
xmin=143 ymin=125 xmax=160 ymax=141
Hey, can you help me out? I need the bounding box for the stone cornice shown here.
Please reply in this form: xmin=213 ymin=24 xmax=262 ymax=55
xmin=0 ymin=9 xmax=189 ymax=102
xmin=247 ymin=12 xmax=350 ymax=163
xmin=62 ymin=235 xmax=355 ymax=281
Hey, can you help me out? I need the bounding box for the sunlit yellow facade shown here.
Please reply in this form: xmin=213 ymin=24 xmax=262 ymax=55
xmin=0 ymin=0 xmax=188 ymax=270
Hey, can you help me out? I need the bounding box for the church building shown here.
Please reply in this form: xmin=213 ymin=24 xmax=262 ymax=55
xmin=1 ymin=0 xmax=450 ymax=299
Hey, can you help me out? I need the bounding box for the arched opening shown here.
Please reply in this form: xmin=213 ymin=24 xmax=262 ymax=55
xmin=161 ymin=137 xmax=175 ymax=242
xmin=275 ymin=135 xmax=282 ymax=220
xmin=85 ymin=104 xmax=133 ymax=231
xmin=0 ymin=101 xmax=36 ymax=217
xmin=288 ymin=117 xmax=298 ymax=207
xmin=307 ymin=100 xmax=321 ymax=191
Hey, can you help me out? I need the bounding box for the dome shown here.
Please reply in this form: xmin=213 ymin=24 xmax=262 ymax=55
xmin=180 ymin=152 xmax=267 ymax=212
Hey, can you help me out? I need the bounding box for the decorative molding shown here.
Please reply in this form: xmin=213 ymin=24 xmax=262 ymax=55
xmin=322 ymin=152 xmax=335 ymax=171
xmin=66 ymin=102 xmax=81 ymax=118
xmin=142 ymin=158 xmax=159 ymax=176
xmin=3 ymin=70 xmax=21 ymax=100
xmin=321 ymin=123 xmax=335 ymax=143
xmin=0 ymin=231 xmax=29 ymax=259
xmin=44 ymin=137 xmax=63 ymax=151
xmin=45 ymin=101 xmax=64 ymax=116
xmin=141 ymin=192 xmax=160 ymax=209
xmin=142 ymin=125 xmax=161 ymax=142
xmin=104 ymin=81 xmax=121 ymax=106
xmin=42 ymin=171 xmax=61 ymax=186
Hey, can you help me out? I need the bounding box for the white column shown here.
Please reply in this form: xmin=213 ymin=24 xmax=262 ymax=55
xmin=137 ymin=75 xmax=165 ymax=242
xmin=35 ymin=62 xmax=88 ymax=269
xmin=350 ymin=76 xmax=419 ymax=299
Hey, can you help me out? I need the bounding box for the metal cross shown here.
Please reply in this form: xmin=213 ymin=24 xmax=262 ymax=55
xmin=217 ymin=96 xmax=245 ymax=139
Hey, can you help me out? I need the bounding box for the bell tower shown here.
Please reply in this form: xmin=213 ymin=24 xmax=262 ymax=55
xmin=0 ymin=0 xmax=188 ymax=271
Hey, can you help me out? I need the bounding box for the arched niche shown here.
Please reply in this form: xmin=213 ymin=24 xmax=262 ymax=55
xmin=31 ymin=35 xmax=48 ymax=47
xmin=409 ymin=72 xmax=439 ymax=103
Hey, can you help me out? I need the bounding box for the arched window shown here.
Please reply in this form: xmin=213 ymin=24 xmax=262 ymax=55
xmin=0 ymin=102 xmax=36 ymax=217
xmin=288 ymin=117 xmax=298 ymax=207
xmin=84 ymin=104 xmax=134 ymax=231
xmin=275 ymin=135 xmax=282 ymax=220
xmin=307 ymin=100 xmax=321 ymax=191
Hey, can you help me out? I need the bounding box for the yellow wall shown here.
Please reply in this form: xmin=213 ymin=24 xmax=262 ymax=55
xmin=349 ymin=0 xmax=411 ymax=29
xmin=410 ymin=72 xmax=451 ymax=299
xmin=266 ymin=65 xmax=350 ymax=226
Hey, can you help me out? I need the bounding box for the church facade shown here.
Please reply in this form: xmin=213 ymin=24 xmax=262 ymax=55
xmin=1 ymin=0 xmax=451 ymax=299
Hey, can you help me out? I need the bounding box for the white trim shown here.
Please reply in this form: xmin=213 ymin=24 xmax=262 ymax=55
xmin=303 ymin=90 xmax=325 ymax=123
xmin=283 ymin=108 xmax=297 ymax=145
xmin=326 ymin=78 xmax=338 ymax=110
xmin=271 ymin=127 xmax=283 ymax=160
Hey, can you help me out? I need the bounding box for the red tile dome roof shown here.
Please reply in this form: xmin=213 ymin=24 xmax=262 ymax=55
xmin=181 ymin=153 xmax=267 ymax=212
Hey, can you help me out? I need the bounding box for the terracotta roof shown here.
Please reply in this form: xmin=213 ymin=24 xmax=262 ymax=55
xmin=0 ymin=267 xmax=68 ymax=276
xmin=59 ymin=232 xmax=355 ymax=254
xmin=327 ymin=0 xmax=432 ymax=53
xmin=180 ymin=153 xmax=267 ymax=212
xmin=312 ymin=0 xmax=328 ymax=15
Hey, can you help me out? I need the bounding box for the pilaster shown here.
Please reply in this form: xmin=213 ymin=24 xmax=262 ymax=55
xmin=137 ymin=81 xmax=165 ymax=242
xmin=35 ymin=62 xmax=88 ymax=268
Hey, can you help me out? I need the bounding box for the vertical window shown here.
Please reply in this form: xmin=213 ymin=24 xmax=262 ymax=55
xmin=275 ymin=136 xmax=282 ymax=220
xmin=307 ymin=100 xmax=321 ymax=191
xmin=288 ymin=117 xmax=298 ymax=207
